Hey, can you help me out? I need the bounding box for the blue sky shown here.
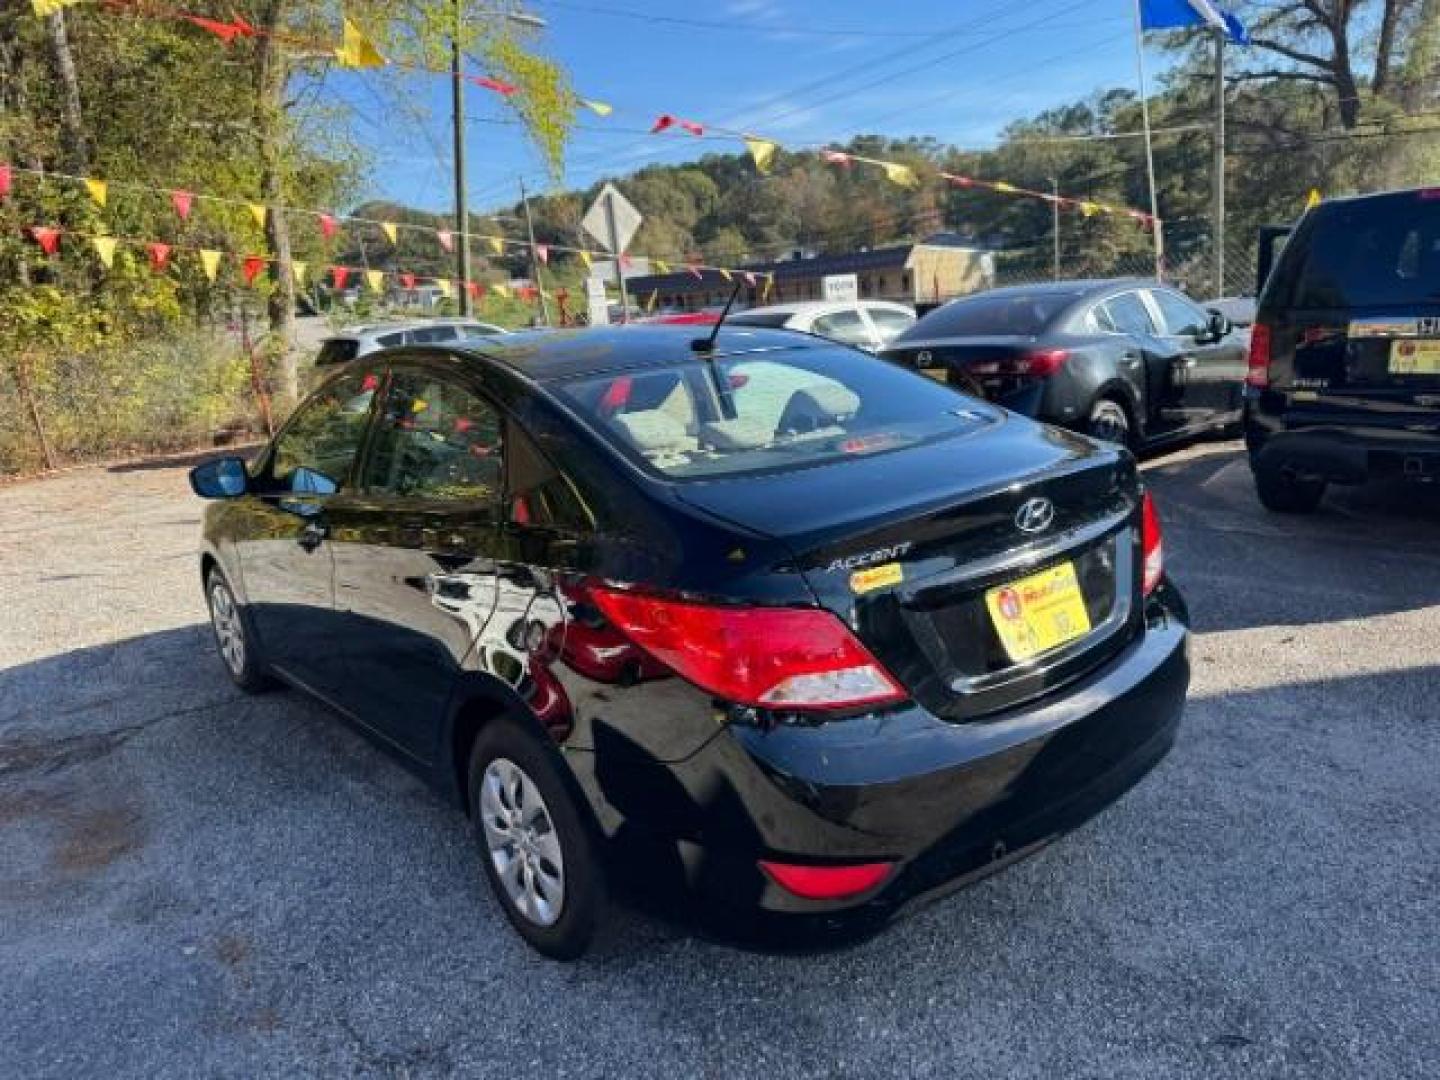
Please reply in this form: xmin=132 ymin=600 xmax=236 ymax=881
xmin=323 ymin=0 xmax=1178 ymax=214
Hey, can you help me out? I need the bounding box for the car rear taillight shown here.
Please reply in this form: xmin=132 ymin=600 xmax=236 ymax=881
xmin=759 ymin=859 xmax=895 ymax=899
xmin=1246 ymin=323 xmax=1272 ymax=388
xmin=1141 ymin=491 xmax=1164 ymax=596
xmin=583 ymin=583 xmax=907 ymax=710
xmin=1019 ymin=348 xmax=1070 ymax=377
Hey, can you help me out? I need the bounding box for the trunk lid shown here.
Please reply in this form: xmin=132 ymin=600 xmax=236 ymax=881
xmin=884 ymin=336 xmax=1040 ymax=398
xmin=675 ymin=413 xmax=1144 ymax=721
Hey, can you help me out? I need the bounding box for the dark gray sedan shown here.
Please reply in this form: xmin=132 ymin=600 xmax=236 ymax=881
xmin=881 ymin=279 xmax=1248 ymax=448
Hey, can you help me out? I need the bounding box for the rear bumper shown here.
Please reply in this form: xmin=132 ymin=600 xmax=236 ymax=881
xmin=600 ymin=586 xmax=1190 ymax=946
xmin=1245 ymin=409 xmax=1440 ymax=484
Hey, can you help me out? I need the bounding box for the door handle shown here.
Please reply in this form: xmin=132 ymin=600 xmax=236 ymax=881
xmin=298 ymin=520 xmax=329 ymax=552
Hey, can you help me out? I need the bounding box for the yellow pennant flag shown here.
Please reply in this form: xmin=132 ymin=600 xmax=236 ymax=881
xmin=1079 ymin=201 xmax=1099 ymax=218
xmin=493 ymin=283 xmax=510 ymax=299
xmin=991 ymin=181 xmax=1018 ymax=194
xmin=32 ymin=0 xmax=84 ymax=14
xmin=653 ymin=259 xmax=670 ymax=274
xmin=91 ymin=236 xmax=117 ymax=268
xmin=292 ymin=260 xmax=308 ymax=286
xmin=380 ymin=221 xmax=398 ymax=245
xmin=248 ymin=203 xmax=267 ymax=230
xmin=365 ymin=269 xmax=385 ymax=293
xmin=199 ymin=249 xmax=222 ymax=282
xmin=579 ymin=98 xmax=613 ymax=117
xmin=744 ymin=136 xmax=779 ymax=175
xmin=717 ymin=267 xmax=732 ymax=282
xmin=578 ymin=250 xmax=593 ymax=270
xmin=762 ymin=273 xmax=775 ymax=301
xmin=487 ymin=236 xmax=504 ymax=255
xmin=646 ymin=290 xmax=658 ymax=313
xmin=881 ymin=161 xmax=918 ymax=188
xmin=1305 ymin=188 xmax=1322 ymax=209
xmin=84 ymin=178 xmax=108 ymax=207
xmin=434 ymin=278 xmax=453 ymax=298
xmin=335 ymin=18 xmax=386 ymax=69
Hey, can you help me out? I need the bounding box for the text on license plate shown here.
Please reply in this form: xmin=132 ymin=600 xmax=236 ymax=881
xmin=1390 ymin=340 xmax=1440 ymax=375
xmin=985 ymin=561 xmax=1092 ymax=663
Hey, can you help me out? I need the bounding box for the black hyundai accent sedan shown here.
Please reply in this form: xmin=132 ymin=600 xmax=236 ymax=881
xmin=190 ymin=325 xmax=1189 ymax=959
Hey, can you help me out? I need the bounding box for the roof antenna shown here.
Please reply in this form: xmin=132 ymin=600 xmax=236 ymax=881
xmin=692 ymin=279 xmax=746 ymax=354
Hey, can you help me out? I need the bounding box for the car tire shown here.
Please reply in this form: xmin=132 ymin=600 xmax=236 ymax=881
xmin=1252 ymin=464 xmax=1326 ymax=513
xmin=468 ymin=720 xmax=604 ymax=960
xmin=1086 ymin=398 xmax=1133 ymax=447
xmin=205 ymin=568 xmax=274 ymax=693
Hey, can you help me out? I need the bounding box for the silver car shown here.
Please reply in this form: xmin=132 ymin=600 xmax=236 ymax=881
xmin=314 ymin=319 xmax=509 ymax=370
xmin=726 ymin=300 xmax=917 ymax=352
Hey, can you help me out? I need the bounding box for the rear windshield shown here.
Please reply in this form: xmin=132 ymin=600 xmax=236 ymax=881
xmin=908 ymin=291 xmax=1079 ymax=337
xmin=552 ymin=346 xmax=992 ymax=480
xmin=1289 ymin=193 xmax=1440 ymax=308
xmin=315 ymin=339 xmax=360 ymax=367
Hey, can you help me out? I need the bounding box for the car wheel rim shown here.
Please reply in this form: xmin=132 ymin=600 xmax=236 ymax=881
xmin=479 ymin=757 xmax=565 ymax=927
xmin=1090 ymin=408 xmax=1128 ymax=444
xmin=209 ymin=580 xmax=245 ymax=675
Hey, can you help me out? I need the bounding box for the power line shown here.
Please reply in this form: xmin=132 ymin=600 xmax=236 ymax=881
xmin=533 ymin=0 xmax=988 ymax=39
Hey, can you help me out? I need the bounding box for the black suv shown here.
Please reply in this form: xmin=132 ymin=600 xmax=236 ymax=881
xmin=1245 ymin=188 xmax=1440 ymax=512
xmin=190 ymin=326 xmax=1188 ymax=958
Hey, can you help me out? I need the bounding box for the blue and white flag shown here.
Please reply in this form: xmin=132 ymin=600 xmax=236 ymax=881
xmin=1140 ymin=0 xmax=1249 ymax=43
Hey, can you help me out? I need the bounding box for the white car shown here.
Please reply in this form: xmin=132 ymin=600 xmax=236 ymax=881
xmin=726 ymin=300 xmax=917 ymax=352
xmin=314 ymin=318 xmax=509 ymax=370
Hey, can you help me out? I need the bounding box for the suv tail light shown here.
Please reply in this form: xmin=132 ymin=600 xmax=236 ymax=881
xmin=1246 ymin=323 xmax=1272 ymax=388
xmin=1141 ymin=491 xmax=1164 ymax=596
xmin=583 ymin=583 xmax=907 ymax=710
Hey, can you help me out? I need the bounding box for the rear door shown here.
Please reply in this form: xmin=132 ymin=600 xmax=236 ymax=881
xmin=1265 ymin=192 xmax=1440 ymax=429
xmin=1096 ymin=289 xmax=1184 ymax=436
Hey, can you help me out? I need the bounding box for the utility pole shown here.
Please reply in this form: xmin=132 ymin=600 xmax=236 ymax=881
xmin=451 ymin=0 xmax=472 ymax=316
xmin=519 ymin=177 xmax=551 ymax=326
xmin=1212 ymin=27 xmax=1226 ymax=298
xmin=1130 ymin=0 xmax=1165 ymax=280
xmin=1050 ymin=177 xmax=1061 ymax=281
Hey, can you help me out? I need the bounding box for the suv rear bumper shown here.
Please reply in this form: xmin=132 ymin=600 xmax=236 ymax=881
xmin=1246 ymin=408 xmax=1440 ymax=484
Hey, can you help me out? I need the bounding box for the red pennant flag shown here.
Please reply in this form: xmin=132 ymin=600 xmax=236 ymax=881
xmin=947 ymin=174 xmax=973 ymax=188
xmin=171 ymin=189 xmax=194 ymax=220
xmin=29 ymin=226 xmax=61 ymax=255
xmin=242 ymin=255 xmax=267 ymax=286
xmin=399 ymin=272 xmax=417 ymax=289
xmin=331 ymin=266 xmax=350 ymax=289
xmin=821 ymin=150 xmax=853 ymax=168
xmin=534 ymin=243 xmax=549 ymax=265
xmin=319 ymin=213 xmax=338 ymax=240
xmin=679 ymin=120 xmax=705 ymax=137
xmin=469 ymin=75 xmax=519 ymax=96
xmin=519 ymin=285 xmax=538 ymax=301
xmin=147 ymin=242 xmax=172 ymax=272
xmin=183 ymin=15 xmax=255 ymax=44
xmin=650 ymin=115 xmax=676 ymax=134
xmin=436 ymin=229 xmax=453 ymax=252
xmin=466 ymin=280 xmax=483 ymax=299
xmin=0 ymin=164 xmax=11 ymax=199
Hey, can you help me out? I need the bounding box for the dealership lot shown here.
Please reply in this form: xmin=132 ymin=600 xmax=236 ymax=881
xmin=1 ymin=444 xmax=1436 ymax=1078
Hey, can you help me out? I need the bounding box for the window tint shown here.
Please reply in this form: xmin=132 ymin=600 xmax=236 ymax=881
xmin=363 ymin=371 xmax=502 ymax=503
xmin=909 ymin=291 xmax=1079 ymax=337
xmin=1290 ymin=194 xmax=1440 ymax=308
xmin=1150 ymin=289 xmax=1208 ymax=337
xmin=1102 ymin=292 xmax=1157 ymax=336
xmin=553 ymin=345 xmax=994 ymax=480
xmin=506 ymin=421 xmax=592 ymax=530
xmin=376 ymin=332 xmax=406 ymax=347
xmin=460 ymin=324 xmax=501 ymax=339
xmin=811 ymin=309 xmax=874 ymax=346
xmin=727 ymin=310 xmax=794 ymax=329
xmin=269 ymin=368 xmax=378 ymax=490
xmin=411 ymin=325 xmax=460 ymax=344
xmin=315 ymin=339 xmax=359 ymax=367
xmin=867 ymin=307 xmax=916 ymax=343
xmin=1088 ymin=304 xmax=1118 ymax=333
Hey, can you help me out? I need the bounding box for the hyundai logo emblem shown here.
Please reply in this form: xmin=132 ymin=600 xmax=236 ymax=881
xmin=1015 ymin=497 xmax=1055 ymax=534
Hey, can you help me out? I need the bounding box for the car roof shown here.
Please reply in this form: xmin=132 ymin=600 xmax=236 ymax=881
xmin=949 ymin=278 xmax=1154 ymax=303
xmin=734 ymin=299 xmax=914 ymax=317
xmin=440 ymin=324 xmax=825 ymax=381
xmin=325 ymin=318 xmax=503 ymax=343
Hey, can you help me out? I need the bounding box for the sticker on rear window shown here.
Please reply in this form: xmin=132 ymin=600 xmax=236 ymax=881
xmin=850 ymin=562 xmax=903 ymax=595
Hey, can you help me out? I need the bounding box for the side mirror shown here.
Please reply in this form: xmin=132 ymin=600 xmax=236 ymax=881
xmin=189 ymin=456 xmax=248 ymax=499
xmin=1205 ymin=310 xmax=1230 ymax=342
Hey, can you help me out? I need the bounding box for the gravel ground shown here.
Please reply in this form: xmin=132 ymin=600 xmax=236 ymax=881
xmin=1 ymin=442 xmax=1436 ymax=1078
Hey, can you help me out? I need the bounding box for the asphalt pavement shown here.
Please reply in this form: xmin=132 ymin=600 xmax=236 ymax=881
xmin=1 ymin=441 xmax=1436 ymax=1078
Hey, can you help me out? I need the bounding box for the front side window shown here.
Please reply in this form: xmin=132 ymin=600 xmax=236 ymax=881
xmin=411 ymin=326 xmax=460 ymax=344
xmin=1102 ymin=292 xmax=1157 ymax=337
xmin=554 ymin=345 xmax=995 ymax=480
xmin=811 ymin=309 xmax=874 ymax=346
xmin=1150 ymin=290 xmax=1208 ymax=338
xmin=267 ymin=368 xmax=379 ymax=491
xmin=362 ymin=370 xmax=503 ymax=504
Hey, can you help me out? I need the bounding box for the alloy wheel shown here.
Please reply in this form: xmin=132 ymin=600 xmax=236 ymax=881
xmin=479 ymin=757 xmax=566 ymax=927
xmin=209 ymin=579 xmax=246 ymax=676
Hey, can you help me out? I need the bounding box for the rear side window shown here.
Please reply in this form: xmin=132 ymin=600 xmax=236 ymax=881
xmin=1101 ymin=292 xmax=1157 ymax=336
xmin=1289 ymin=194 xmax=1440 ymax=308
xmin=909 ymin=291 xmax=1078 ymax=336
xmin=552 ymin=345 xmax=992 ymax=480
xmin=868 ymin=307 xmax=916 ymax=341
xmin=811 ymin=309 xmax=873 ymax=346
xmin=411 ymin=326 xmax=460 ymax=344
xmin=377 ymin=332 xmax=407 ymax=347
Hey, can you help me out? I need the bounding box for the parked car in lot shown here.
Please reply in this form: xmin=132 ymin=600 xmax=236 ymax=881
xmin=1245 ymin=187 xmax=1440 ymax=512
xmin=189 ymin=325 xmax=1189 ymax=959
xmin=314 ymin=319 xmax=508 ymax=369
xmin=881 ymin=280 xmax=1247 ymax=449
xmin=726 ymin=299 xmax=917 ymax=351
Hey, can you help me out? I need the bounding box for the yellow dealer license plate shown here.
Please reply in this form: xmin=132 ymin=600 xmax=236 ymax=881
xmin=985 ymin=561 xmax=1092 ymax=663
xmin=1390 ymin=339 xmax=1440 ymax=375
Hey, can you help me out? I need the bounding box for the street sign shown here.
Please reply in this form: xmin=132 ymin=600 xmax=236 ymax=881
xmin=823 ymin=273 xmax=858 ymax=303
xmin=582 ymin=184 xmax=642 ymax=254
xmin=585 ymin=277 xmax=610 ymax=326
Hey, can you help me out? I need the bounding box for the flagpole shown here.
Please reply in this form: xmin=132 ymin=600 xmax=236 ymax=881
xmin=1212 ymin=26 xmax=1226 ymax=297
xmin=1131 ymin=0 xmax=1165 ymax=280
